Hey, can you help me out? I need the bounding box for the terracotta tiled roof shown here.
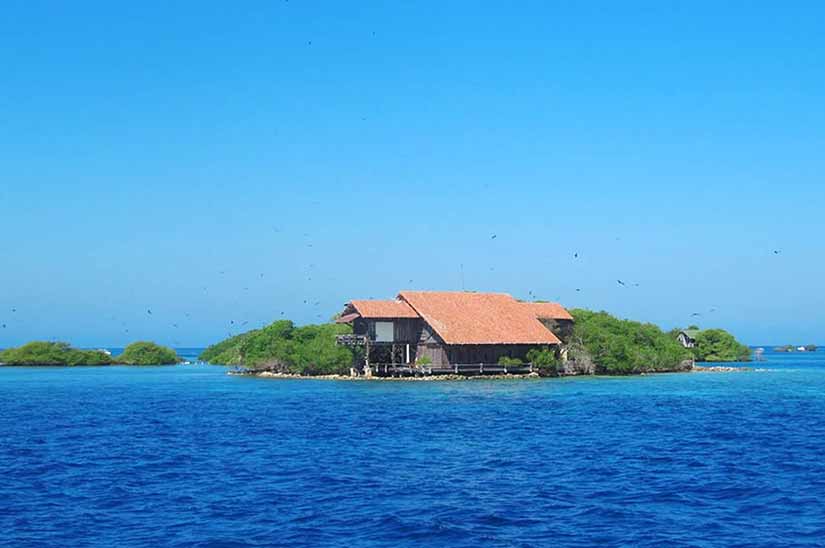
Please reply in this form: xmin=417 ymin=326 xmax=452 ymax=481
xmin=335 ymin=312 xmax=361 ymax=324
xmin=521 ymin=302 xmax=574 ymax=321
xmin=398 ymin=291 xmax=561 ymax=345
xmin=349 ymin=299 xmax=419 ymax=319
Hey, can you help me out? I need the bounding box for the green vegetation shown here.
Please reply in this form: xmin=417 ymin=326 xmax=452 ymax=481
xmin=415 ymin=355 xmax=432 ymax=366
xmin=117 ymin=341 xmax=179 ymax=365
xmin=526 ymin=346 xmax=560 ymax=376
xmin=569 ymin=310 xmax=692 ymax=374
xmin=197 ymin=330 xmax=257 ymax=365
xmin=0 ymin=342 xmax=112 ymax=366
xmin=199 ymin=320 xmax=355 ymax=375
xmin=0 ymin=340 xmax=183 ymax=366
xmin=805 ymin=344 xmax=818 ymax=352
xmin=689 ymin=329 xmax=751 ymax=362
xmin=497 ymin=356 xmax=524 ymax=366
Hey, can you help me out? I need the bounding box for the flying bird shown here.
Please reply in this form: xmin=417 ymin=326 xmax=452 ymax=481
xmin=573 ymin=252 xmax=578 ymax=259
xmin=576 ymin=288 xmax=581 ymax=292
xmin=617 ymin=280 xmax=626 ymax=287
xmin=691 ymin=312 xmax=702 ymax=317
xmin=147 ymin=309 xmax=152 ymax=315
xmin=491 ymin=234 xmax=497 ymax=240
xmin=773 ymin=250 xmax=781 ymax=255
xmin=11 ymin=308 xmax=16 ymax=313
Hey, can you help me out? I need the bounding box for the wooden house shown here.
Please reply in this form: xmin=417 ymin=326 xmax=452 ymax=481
xmin=336 ymin=291 xmax=573 ymax=375
xmin=677 ymin=329 xmax=700 ymax=348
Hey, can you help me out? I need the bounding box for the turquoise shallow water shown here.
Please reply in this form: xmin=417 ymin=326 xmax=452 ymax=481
xmin=1 ymin=351 xmax=825 ymax=547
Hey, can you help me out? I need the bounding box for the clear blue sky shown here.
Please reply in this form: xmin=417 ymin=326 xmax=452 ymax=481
xmin=2 ymin=1 xmax=824 ymax=347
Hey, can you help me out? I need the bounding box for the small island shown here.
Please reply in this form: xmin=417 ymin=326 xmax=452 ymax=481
xmin=0 ymin=341 xmax=180 ymax=366
xmin=774 ymin=344 xmax=817 ymax=353
xmin=0 ymin=342 xmax=113 ymax=366
xmin=199 ymin=291 xmax=741 ymax=379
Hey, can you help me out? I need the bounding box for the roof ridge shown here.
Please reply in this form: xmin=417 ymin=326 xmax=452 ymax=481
xmin=398 ymin=291 xmax=560 ymax=345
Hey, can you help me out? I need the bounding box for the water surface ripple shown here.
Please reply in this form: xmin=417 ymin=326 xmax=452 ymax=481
xmin=2 ymin=352 xmax=825 ymax=547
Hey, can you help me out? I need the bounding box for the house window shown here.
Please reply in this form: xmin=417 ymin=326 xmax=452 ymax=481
xmin=375 ymin=321 xmax=394 ymax=342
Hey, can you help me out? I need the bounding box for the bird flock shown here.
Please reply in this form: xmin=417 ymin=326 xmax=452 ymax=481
xmin=0 ymin=239 xmax=785 ymax=342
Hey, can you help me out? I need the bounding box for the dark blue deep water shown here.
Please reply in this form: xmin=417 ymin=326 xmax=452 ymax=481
xmin=2 ymin=351 xmax=825 ymax=547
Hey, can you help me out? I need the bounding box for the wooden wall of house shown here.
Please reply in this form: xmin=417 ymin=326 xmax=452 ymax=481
xmin=538 ymin=319 xmax=574 ymax=343
xmin=445 ymin=344 xmax=547 ymax=365
xmin=394 ymin=319 xmax=422 ymax=343
xmin=353 ymin=318 xmax=369 ymax=337
xmin=356 ymin=318 xmax=421 ymax=343
xmin=415 ymin=324 xmax=449 ymax=366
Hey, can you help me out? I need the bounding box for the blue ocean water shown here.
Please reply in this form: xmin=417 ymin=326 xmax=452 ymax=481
xmin=2 ymin=351 xmax=825 ymax=547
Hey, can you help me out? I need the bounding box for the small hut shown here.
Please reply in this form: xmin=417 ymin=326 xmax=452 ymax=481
xmin=677 ymin=329 xmax=700 ymax=348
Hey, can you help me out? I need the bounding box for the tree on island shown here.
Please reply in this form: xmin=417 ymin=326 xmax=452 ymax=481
xmin=0 ymin=342 xmax=112 ymax=366
xmin=568 ymin=310 xmax=693 ymax=374
xmin=116 ymin=342 xmax=179 ymax=365
xmin=199 ymin=320 xmax=354 ymax=375
xmin=691 ymin=329 xmax=751 ymax=362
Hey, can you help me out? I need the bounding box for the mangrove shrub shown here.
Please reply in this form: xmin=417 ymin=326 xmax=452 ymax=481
xmin=199 ymin=320 xmax=355 ymax=375
xmin=0 ymin=342 xmax=113 ymax=366
xmin=569 ymin=310 xmax=692 ymax=374
xmin=691 ymin=329 xmax=751 ymax=362
xmin=117 ymin=342 xmax=179 ymax=365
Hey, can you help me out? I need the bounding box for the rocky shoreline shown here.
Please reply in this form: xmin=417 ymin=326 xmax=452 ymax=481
xmin=693 ymin=365 xmax=751 ymax=372
xmin=230 ymin=370 xmax=544 ymax=381
xmin=229 ymin=364 xmax=755 ymax=381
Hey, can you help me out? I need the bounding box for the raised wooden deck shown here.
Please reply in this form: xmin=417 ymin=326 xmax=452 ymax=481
xmin=363 ymin=363 xmax=535 ymax=377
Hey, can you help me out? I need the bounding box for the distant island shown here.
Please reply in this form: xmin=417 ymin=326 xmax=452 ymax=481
xmin=0 ymin=341 xmax=180 ymax=366
xmin=774 ymin=344 xmax=818 ymax=353
xmin=199 ymin=303 xmax=750 ymax=378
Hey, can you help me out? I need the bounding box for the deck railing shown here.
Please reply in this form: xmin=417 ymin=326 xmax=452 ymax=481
xmin=364 ymin=363 xmax=535 ymax=377
xmin=336 ymin=334 xmax=368 ymax=346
